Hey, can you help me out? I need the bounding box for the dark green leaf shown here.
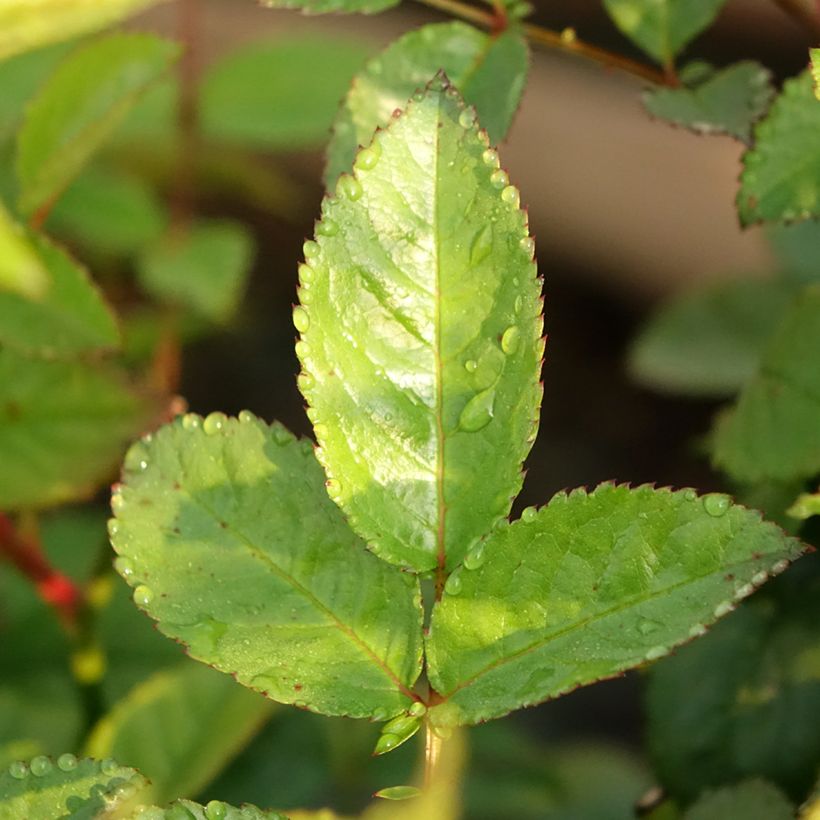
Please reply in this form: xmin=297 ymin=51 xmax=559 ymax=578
xmin=298 ymin=75 xmax=543 ymax=572
xmin=0 ymin=349 xmax=148 ymax=509
xmin=628 ymin=277 xmax=796 ymax=397
xmin=110 ymin=412 xmax=423 ymax=719
xmin=712 ymin=285 xmax=820 ymax=481
xmin=602 ymin=0 xmax=729 ymax=66
xmin=200 ymin=37 xmax=368 ymax=150
xmin=644 ymin=61 xmax=774 ymax=144
xmin=684 ymin=780 xmax=794 ymax=820
xmin=137 ymin=221 xmax=254 ymax=324
xmin=326 ymin=22 xmax=529 ymax=187
xmin=16 ymin=33 xmax=180 ymax=217
xmin=738 ymin=71 xmax=820 ymax=225
xmin=647 ymin=563 xmax=820 ymax=803
xmin=426 ymin=483 xmax=805 ymax=727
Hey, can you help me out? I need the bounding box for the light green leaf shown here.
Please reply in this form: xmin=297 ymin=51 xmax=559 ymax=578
xmin=712 ymin=285 xmax=820 ymax=482
xmin=0 ymin=349 xmax=147 ymax=509
xmin=788 ymin=489 xmax=820 ymax=519
xmin=0 ymin=0 xmax=166 ymax=61
xmin=643 ymin=61 xmax=774 ymax=144
xmin=425 ymin=483 xmax=805 ymax=727
xmin=325 ymin=22 xmax=529 ymax=187
xmin=738 ymin=71 xmax=820 ymax=225
xmin=136 ymin=221 xmax=254 ymax=324
xmin=260 ymin=0 xmax=399 ymax=13
xmin=0 ymin=755 xmax=147 ymax=819
xmin=48 ymin=164 xmax=168 ymax=258
xmin=200 ymin=36 xmax=368 ymax=150
xmin=602 ymin=0 xmax=729 ymax=66
xmin=298 ymin=75 xmax=543 ymax=572
xmin=110 ymin=412 xmax=423 ymax=719
xmin=131 ymin=800 xmax=286 ymax=819
xmin=647 ymin=565 xmax=820 ymax=804
xmin=684 ymin=781 xmax=794 ymax=820
xmin=86 ymin=664 xmax=274 ymax=805
xmin=0 ymin=201 xmax=49 ymax=299
xmin=0 ymin=229 xmax=120 ymax=357
xmin=811 ymin=48 xmax=820 ymax=100
xmin=16 ymin=33 xmax=180 ymax=217
xmin=628 ymin=278 xmax=796 ymax=397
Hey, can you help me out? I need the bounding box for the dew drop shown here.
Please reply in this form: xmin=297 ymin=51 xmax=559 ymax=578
xmin=470 ymin=224 xmax=493 ymax=266
xmin=100 ymin=758 xmax=118 ymax=776
xmin=771 ymin=558 xmax=789 ymax=574
xmin=464 ymin=359 xmax=478 ymax=373
xmin=521 ymin=506 xmax=537 ymax=523
xmin=181 ymin=413 xmax=201 ymax=431
xmin=458 ymin=388 xmax=495 ymax=432
xmin=736 ymin=582 xmax=754 ymax=598
xmin=637 ymin=617 xmax=661 ymax=635
xmin=688 ymin=623 xmax=707 ymax=638
xmin=107 ymin=519 xmax=120 ymax=538
xmin=355 ymin=143 xmax=381 ymax=171
xmin=297 ymin=372 xmax=314 ymax=392
xmin=501 ymin=185 xmax=520 ymax=207
xmin=271 ymin=425 xmax=291 ymax=446
xmin=294 ymin=340 xmax=310 ymax=359
xmin=514 ymin=295 xmax=523 ymax=314
xmin=501 ymin=325 xmax=520 ymax=355
xmin=205 ymin=802 xmax=228 ymax=820
xmin=298 ymin=263 xmax=314 ymax=284
xmin=110 ymin=492 xmax=124 ymax=513
xmin=303 ymin=240 xmax=320 ymax=260
xmin=313 ymin=423 xmax=329 ymax=440
xmin=458 ymin=109 xmax=476 ymax=129
xmin=114 ymin=556 xmax=135 ymax=580
xmin=490 ymin=169 xmax=509 ymax=189
xmin=714 ymin=600 xmax=733 ymax=618
xmin=203 ymin=412 xmax=227 ymax=436
xmin=339 ymin=175 xmax=363 ymax=201
xmin=463 ymin=543 xmax=486 ymax=570
xmin=8 ymin=761 xmax=28 ymax=779
xmin=133 ymin=585 xmax=154 ymax=606
xmin=371 ymin=707 xmax=389 ymax=722
xmin=57 ymin=753 xmax=77 ymax=772
xmin=238 ymin=409 xmax=254 ymax=424
xmin=183 ymin=617 xmax=227 ymax=653
xmin=317 ymin=218 xmax=338 ymax=237
xmin=683 ymin=489 xmax=697 ymax=501
xmin=703 ymin=493 xmax=730 ymax=517
xmin=409 ymin=701 xmax=427 ymax=717
xmin=482 ymin=148 xmax=498 ymax=166
xmin=444 ymin=573 xmax=463 ymax=596
xmin=645 ymin=646 xmax=667 ymax=661
xmin=30 ymin=756 xmax=51 ymax=776
xmin=326 ymin=479 xmax=343 ymax=499
xmin=292 ymin=306 xmax=310 ymax=333
xmin=520 ymin=236 xmax=535 ymax=256
xmin=751 ymin=570 xmax=768 ymax=586
xmin=166 ymin=805 xmax=196 ymax=820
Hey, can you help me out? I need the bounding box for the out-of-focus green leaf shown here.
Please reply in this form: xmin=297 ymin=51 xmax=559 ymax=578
xmin=768 ymin=222 xmax=820 ymax=284
xmin=811 ymin=48 xmax=820 ymax=100
xmin=643 ymin=61 xmax=774 ymax=144
xmin=326 ymin=22 xmax=528 ymax=187
xmin=0 ymin=0 xmax=166 ymax=61
xmin=684 ymin=780 xmax=794 ymax=820
xmin=260 ymin=0 xmax=399 ymax=13
xmin=426 ymin=483 xmax=805 ymax=728
xmin=712 ymin=285 xmax=820 ymax=481
xmin=0 ymin=229 xmax=119 ymax=357
xmin=0 ymin=755 xmax=147 ymax=819
xmin=602 ymin=0 xmax=729 ymax=65
xmin=628 ymin=278 xmax=795 ymax=397
xmin=789 ymin=489 xmax=820 ymax=520
xmin=200 ymin=37 xmax=368 ymax=151
xmin=738 ymin=71 xmax=820 ymax=225
xmin=647 ymin=562 xmax=820 ymax=803
xmin=0 ymin=202 xmax=49 ymax=299
xmin=299 ymin=76 xmax=542 ymax=572
xmin=16 ymin=33 xmax=179 ymax=217
xmin=85 ymin=664 xmax=274 ymax=805
xmin=109 ymin=413 xmax=423 ymax=719
xmin=137 ymin=221 xmax=254 ymax=324
xmin=0 ymin=349 xmax=148 ymax=509
xmin=48 ymin=164 xmax=168 ymax=258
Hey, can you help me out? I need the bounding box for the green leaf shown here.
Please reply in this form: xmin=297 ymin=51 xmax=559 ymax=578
xmin=259 ymin=0 xmax=400 ymax=13
xmin=86 ymin=664 xmax=274 ymax=805
xmin=131 ymin=799 xmax=286 ymax=819
xmin=602 ymin=0 xmax=729 ymax=66
xmin=0 ymin=755 xmax=147 ymax=819
xmin=768 ymin=222 xmax=820 ymax=284
xmin=0 ymin=202 xmax=49 ymax=299
xmin=647 ymin=565 xmax=820 ymax=804
xmin=0 ymin=229 xmax=120 ymax=357
xmin=712 ymin=285 xmax=820 ymax=482
xmin=684 ymin=781 xmax=794 ymax=820
xmin=136 ymin=221 xmax=254 ymax=324
xmin=738 ymin=71 xmax=820 ymax=225
xmin=325 ymin=22 xmax=529 ymax=188
xmin=200 ymin=36 xmax=368 ymax=150
xmin=375 ymin=785 xmax=422 ymax=800
xmin=0 ymin=0 xmax=166 ymax=61
xmin=811 ymin=48 xmax=820 ymax=100
xmin=298 ymin=75 xmax=543 ymax=572
xmin=48 ymin=164 xmax=168 ymax=258
xmin=788 ymin=489 xmax=820 ymax=519
xmin=0 ymin=349 xmax=147 ymax=509
xmin=425 ymin=483 xmax=805 ymax=727
xmin=643 ymin=61 xmax=774 ymax=144
xmin=16 ymin=33 xmax=180 ymax=217
xmin=628 ymin=277 xmax=796 ymax=397
xmin=109 ymin=412 xmax=423 ymax=719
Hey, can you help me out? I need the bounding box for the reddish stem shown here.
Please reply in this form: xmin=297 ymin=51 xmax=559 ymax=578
xmin=0 ymin=512 xmax=81 ymax=627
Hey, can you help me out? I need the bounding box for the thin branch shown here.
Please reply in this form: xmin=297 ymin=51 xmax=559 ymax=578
xmin=771 ymin=0 xmax=820 ymax=40
xmin=413 ymin=0 xmax=669 ymax=86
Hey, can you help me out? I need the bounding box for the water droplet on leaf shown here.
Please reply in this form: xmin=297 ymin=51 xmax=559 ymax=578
xmin=181 ymin=413 xmax=201 ymax=430
xmin=520 ymin=236 xmax=535 ymax=256
xmin=714 ymin=600 xmax=733 ymax=618
xmin=339 ymin=175 xmax=363 ymax=201
xmin=238 ymin=410 xmax=254 ymax=424
xmin=355 ymin=143 xmax=381 ymax=170
xmin=501 ymin=325 xmax=520 ymax=355
xmin=444 ymin=573 xmax=463 ymax=596
xmin=463 ymin=543 xmax=486 ymax=570
xmin=133 ymin=585 xmax=154 ymax=606
xmin=205 ymin=802 xmax=228 ymax=820
xmin=470 ymin=224 xmax=493 ymax=266
xmin=317 ymin=219 xmax=338 ymax=237
xmin=703 ymin=493 xmax=730 ymax=517
xmin=292 ymin=306 xmax=310 ymax=333
xmin=114 ymin=556 xmax=135 ymax=580
xmin=482 ymin=148 xmax=498 ymax=166
xmin=326 ymin=479 xmax=342 ymax=499
xmin=645 ymin=646 xmax=667 ymax=661
xmin=501 ymin=185 xmax=520 ymax=207
xmin=458 ymin=388 xmax=495 ymax=432
xmin=459 ymin=109 xmax=476 ymax=129
xmin=638 ymin=616 xmax=661 ymax=635
xmin=203 ymin=412 xmax=227 ymax=436
xmin=8 ymin=761 xmax=27 ymax=779
xmin=409 ymin=701 xmax=427 ymax=717
xmin=100 ymin=758 xmax=118 ymax=776
xmin=303 ymin=240 xmax=320 ymax=260
xmin=490 ymin=169 xmax=509 ymax=189
xmin=30 ymin=756 xmax=51 ymax=776
xmin=521 ymin=506 xmax=537 ymax=522
xmin=297 ymin=372 xmax=314 ymax=392
xmin=57 ymin=753 xmax=77 ymax=772
xmin=464 ymin=359 xmax=478 ymax=373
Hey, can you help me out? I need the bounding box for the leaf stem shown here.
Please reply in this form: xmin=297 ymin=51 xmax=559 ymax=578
xmin=0 ymin=512 xmax=81 ymax=628
xmin=771 ymin=0 xmax=820 ymax=39
xmin=424 ymin=721 xmax=445 ymax=789
xmin=413 ymin=0 xmax=669 ymax=85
